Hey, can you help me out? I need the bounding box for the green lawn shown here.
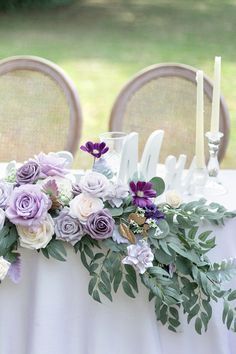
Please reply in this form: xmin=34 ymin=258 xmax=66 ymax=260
xmin=0 ymin=0 xmax=235 ymax=169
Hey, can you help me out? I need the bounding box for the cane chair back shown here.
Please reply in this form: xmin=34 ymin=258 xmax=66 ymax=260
xmin=109 ymin=64 xmax=230 ymax=164
xmin=0 ymin=56 xmax=82 ymax=162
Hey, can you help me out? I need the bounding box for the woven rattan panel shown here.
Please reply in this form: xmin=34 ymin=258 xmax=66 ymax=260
xmin=0 ymin=70 xmax=70 ymax=162
xmin=122 ymin=77 xmax=212 ymax=165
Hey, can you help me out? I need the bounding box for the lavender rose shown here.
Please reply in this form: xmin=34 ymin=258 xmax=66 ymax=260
xmin=122 ymin=241 xmax=154 ymax=274
xmin=6 ymin=184 xmax=51 ymax=228
xmin=79 ymin=172 xmax=109 ymax=198
xmin=85 ymin=209 xmax=115 ymax=240
xmin=16 ymin=160 xmax=40 ymax=185
xmin=55 ymin=208 xmax=85 ymax=245
xmin=0 ymin=180 xmax=13 ymax=209
xmin=35 ymin=152 xmax=68 ymax=178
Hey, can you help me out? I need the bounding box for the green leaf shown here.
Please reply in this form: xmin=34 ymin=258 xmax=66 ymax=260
xmin=222 ymin=301 xmax=229 ymax=323
xmin=81 ymin=252 xmax=90 ymax=270
xmin=93 ymin=253 xmax=104 ymax=261
xmin=200 ymin=312 xmax=209 ymax=331
xmin=125 ymin=264 xmax=138 ymax=292
xmin=202 ymin=300 xmax=212 ymax=319
xmin=160 ymin=305 xmax=168 ymax=325
xmin=176 ymin=215 xmax=192 ymax=228
xmin=113 ymin=271 xmax=122 ymax=293
xmin=122 ymin=281 xmax=135 ymax=298
xmin=46 ymin=239 xmax=67 ymax=261
xmin=98 ymin=281 xmax=110 ymax=295
xmin=168 ymin=325 xmax=177 ymax=332
xmin=208 ymin=259 xmax=236 ymax=283
xmin=123 ymin=205 xmax=136 ymax=214
xmin=84 ymin=244 xmax=94 ymax=259
xmin=149 ymin=177 xmax=165 ymax=196
xmin=195 ymin=317 xmax=202 ymax=334
xmin=188 ymin=227 xmax=198 ymax=240
xmin=158 ymin=220 xmax=170 ymax=238
xmin=126 ymin=274 xmax=138 ymax=293
xmin=108 ymin=207 xmax=124 ymax=217
xmin=187 ymin=304 xmax=200 ymax=323
xmin=159 ymin=240 xmax=172 ymax=256
xmin=169 ymin=317 xmax=180 ymax=328
xmin=155 ymin=248 xmax=174 ymax=264
xmin=73 ymin=241 xmax=81 ymax=253
xmin=198 ymin=230 xmax=212 ymax=242
xmin=103 ymin=239 xmax=123 ymax=252
xmin=228 ymin=290 xmax=236 ymax=301
xmin=41 ymin=247 xmax=49 ymax=259
xmin=148 ymin=266 xmax=170 ymax=278
xmin=226 ymin=309 xmax=234 ymax=329
xmin=101 ymin=270 xmax=111 ymax=292
xmin=0 ymin=225 xmax=18 ymax=255
xmin=170 ymin=307 xmax=179 ymax=320
xmin=92 ymin=289 xmax=101 ymax=303
xmin=89 ymin=263 xmax=99 ymax=273
xmin=88 ymin=277 xmax=97 ymax=296
xmin=176 ymin=256 xmax=191 ymax=275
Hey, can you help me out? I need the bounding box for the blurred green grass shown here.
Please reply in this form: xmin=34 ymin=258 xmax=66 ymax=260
xmin=0 ymin=0 xmax=235 ymax=169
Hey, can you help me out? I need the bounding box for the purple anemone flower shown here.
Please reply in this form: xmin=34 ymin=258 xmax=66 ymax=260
xmin=144 ymin=204 xmax=165 ymax=221
xmin=129 ymin=181 xmax=156 ymax=208
xmin=80 ymin=141 xmax=109 ymax=159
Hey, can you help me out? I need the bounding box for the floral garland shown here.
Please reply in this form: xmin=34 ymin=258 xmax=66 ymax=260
xmin=0 ymin=143 xmax=236 ymax=334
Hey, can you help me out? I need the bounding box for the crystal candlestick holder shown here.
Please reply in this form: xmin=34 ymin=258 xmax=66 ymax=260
xmin=205 ymin=131 xmax=227 ymax=196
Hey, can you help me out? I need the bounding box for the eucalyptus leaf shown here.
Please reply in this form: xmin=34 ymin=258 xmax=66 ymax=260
xmin=113 ymin=271 xmax=122 ymax=293
xmin=195 ymin=317 xmax=202 ymax=334
xmin=122 ymin=281 xmax=135 ymax=298
xmin=150 ymin=177 xmax=165 ymax=196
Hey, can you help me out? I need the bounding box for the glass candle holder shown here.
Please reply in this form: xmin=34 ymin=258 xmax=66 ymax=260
xmin=99 ymin=132 xmax=127 ymax=177
xmin=205 ymin=131 xmax=227 ymax=196
xmin=190 ymin=166 xmax=208 ymax=198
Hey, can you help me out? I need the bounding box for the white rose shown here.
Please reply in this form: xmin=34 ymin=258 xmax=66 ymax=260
xmin=166 ymin=190 xmax=182 ymax=208
xmin=69 ymin=193 xmax=104 ymax=223
xmin=0 ymin=208 xmax=5 ymax=231
xmin=16 ymin=214 xmax=54 ymax=250
xmin=0 ymin=256 xmax=11 ymax=281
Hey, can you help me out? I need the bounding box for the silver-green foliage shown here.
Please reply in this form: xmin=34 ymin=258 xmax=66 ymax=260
xmin=76 ymin=199 xmax=236 ymax=334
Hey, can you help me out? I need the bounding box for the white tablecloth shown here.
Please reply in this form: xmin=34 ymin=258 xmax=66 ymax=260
xmin=0 ymin=170 xmax=236 ymax=354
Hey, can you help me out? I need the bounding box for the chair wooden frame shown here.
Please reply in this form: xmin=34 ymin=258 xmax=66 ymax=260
xmin=0 ymin=55 xmax=83 ymax=156
xmin=109 ymin=63 xmax=230 ymax=162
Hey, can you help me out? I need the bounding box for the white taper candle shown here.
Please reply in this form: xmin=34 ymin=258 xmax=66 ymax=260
xmin=210 ymin=56 xmax=221 ymax=134
xmin=195 ymin=70 xmax=205 ymax=168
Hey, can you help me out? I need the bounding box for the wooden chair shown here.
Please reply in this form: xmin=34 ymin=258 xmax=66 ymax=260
xmin=0 ymin=55 xmax=82 ymax=162
xmin=109 ymin=63 xmax=230 ymax=164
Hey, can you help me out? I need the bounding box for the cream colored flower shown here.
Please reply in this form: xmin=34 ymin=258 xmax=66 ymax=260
xmin=0 ymin=256 xmax=11 ymax=281
xmin=16 ymin=214 xmax=54 ymax=250
xmin=0 ymin=208 xmax=5 ymax=231
xmin=166 ymin=190 xmax=182 ymax=208
xmin=69 ymin=193 xmax=104 ymax=223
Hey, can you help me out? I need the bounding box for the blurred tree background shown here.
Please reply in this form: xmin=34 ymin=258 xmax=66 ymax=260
xmin=0 ymin=0 xmax=235 ymax=169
